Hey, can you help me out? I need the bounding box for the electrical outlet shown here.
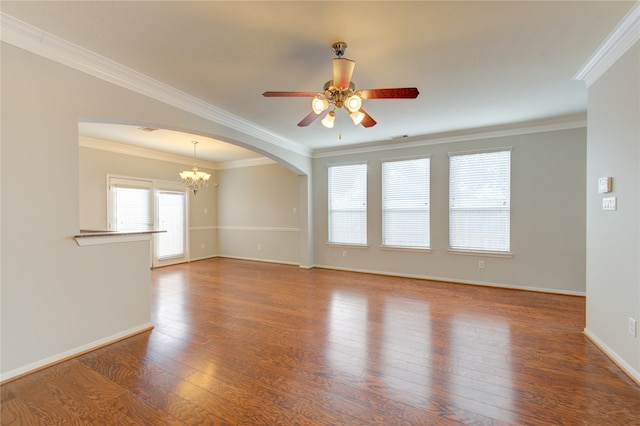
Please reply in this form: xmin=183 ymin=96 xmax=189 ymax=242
xmin=629 ymin=318 xmax=637 ymax=337
xmin=201 ymin=243 xmax=205 ymax=249
xmin=478 ymin=260 xmax=485 ymax=269
xmin=258 ymin=244 xmax=262 ymax=251
xmin=342 ymin=250 xmax=347 ymax=258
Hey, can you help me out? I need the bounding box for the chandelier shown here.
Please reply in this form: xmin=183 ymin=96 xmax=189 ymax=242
xmin=179 ymin=141 xmax=211 ymax=195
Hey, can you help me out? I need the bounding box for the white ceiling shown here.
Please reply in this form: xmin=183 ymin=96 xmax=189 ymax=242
xmin=2 ymin=1 xmax=635 ymax=163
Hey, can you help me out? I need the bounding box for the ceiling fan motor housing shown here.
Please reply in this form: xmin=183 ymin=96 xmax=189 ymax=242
xmin=323 ymin=80 xmax=357 ymax=108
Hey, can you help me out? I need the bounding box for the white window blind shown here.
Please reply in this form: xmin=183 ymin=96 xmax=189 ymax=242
xmin=449 ymin=149 xmax=511 ymax=252
xmin=382 ymin=157 xmax=430 ymax=248
xmin=110 ymin=179 xmax=153 ymax=232
xmin=328 ymin=163 xmax=367 ymax=245
xmin=157 ymin=190 xmax=186 ymax=259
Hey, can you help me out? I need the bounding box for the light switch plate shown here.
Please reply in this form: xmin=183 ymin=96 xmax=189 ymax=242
xmin=602 ymin=197 xmax=617 ymax=211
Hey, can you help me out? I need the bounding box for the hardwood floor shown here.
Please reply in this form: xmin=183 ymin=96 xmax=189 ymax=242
xmin=2 ymin=258 xmax=639 ymax=425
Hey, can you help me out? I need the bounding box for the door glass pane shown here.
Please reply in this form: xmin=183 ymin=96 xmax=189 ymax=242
xmin=157 ymin=191 xmax=185 ymax=259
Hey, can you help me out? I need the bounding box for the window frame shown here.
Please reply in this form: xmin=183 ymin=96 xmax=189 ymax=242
xmin=448 ymin=147 xmax=512 ymax=256
xmin=327 ymin=162 xmax=368 ymax=247
xmin=381 ymin=155 xmax=431 ymax=250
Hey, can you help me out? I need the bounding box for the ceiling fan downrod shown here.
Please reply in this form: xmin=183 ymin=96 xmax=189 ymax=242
xmin=332 ymin=41 xmax=348 ymax=57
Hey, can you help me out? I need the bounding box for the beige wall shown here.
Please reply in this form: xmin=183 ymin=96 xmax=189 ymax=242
xmin=313 ymin=128 xmax=587 ymax=294
xmin=2 ymin=10 xmax=634 ymax=385
xmin=80 ymin=147 xmax=302 ymax=265
xmin=0 ymin=42 xmax=311 ymax=379
xmin=79 ymin=144 xmax=218 ymax=259
xmin=216 ymin=163 xmax=301 ymax=264
xmin=585 ymin=41 xmax=640 ymax=381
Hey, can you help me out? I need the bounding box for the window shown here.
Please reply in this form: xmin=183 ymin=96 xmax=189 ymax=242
xmin=109 ymin=178 xmax=153 ymax=232
xmin=108 ymin=176 xmax=188 ymax=267
xmin=382 ymin=157 xmax=430 ymax=248
xmin=449 ymin=149 xmax=511 ymax=253
xmin=328 ymin=163 xmax=367 ymax=245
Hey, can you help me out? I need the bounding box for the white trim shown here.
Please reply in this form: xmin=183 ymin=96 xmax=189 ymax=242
xmin=0 ymin=12 xmax=311 ymax=158
xmin=80 ymin=136 xmax=275 ymax=170
xmin=0 ymin=323 xmax=153 ymax=383
xmin=313 ymin=114 xmax=586 ymax=158
xmin=447 ymin=249 xmax=513 ymax=259
xmin=326 ymin=243 xmax=370 ymax=249
xmin=312 ymin=264 xmax=586 ymax=296
xmin=380 ymin=245 xmax=432 ymax=253
xmin=574 ymin=2 xmax=640 ymax=87
xmin=216 ymin=255 xmax=299 ymax=266
xmin=80 ymin=136 xmax=220 ymax=170
xmin=584 ymin=328 xmax=640 ymax=386
xmin=189 ymin=254 xmax=219 ymax=262
xmin=448 ymin=146 xmax=513 ymax=157
xmin=215 ymin=157 xmax=277 ymax=170
xmin=75 ymin=233 xmax=152 ymax=246
xmin=216 ymin=225 xmax=300 ymax=232
xmin=190 ymin=226 xmax=217 ymax=231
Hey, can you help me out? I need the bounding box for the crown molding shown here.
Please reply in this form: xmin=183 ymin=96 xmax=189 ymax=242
xmin=79 ymin=136 xmax=222 ymax=170
xmin=80 ymin=135 xmax=276 ymax=170
xmin=313 ymin=113 xmax=587 ymax=159
xmin=574 ymin=2 xmax=640 ymax=87
xmin=0 ymin=12 xmax=311 ymax=158
xmin=215 ymin=157 xmax=276 ymax=170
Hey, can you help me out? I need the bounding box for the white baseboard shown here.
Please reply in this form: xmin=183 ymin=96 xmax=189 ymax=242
xmin=188 ymin=254 xmax=219 ymax=262
xmin=312 ymin=264 xmax=586 ymax=296
xmin=584 ymin=328 xmax=640 ymax=386
xmin=0 ymin=322 xmax=153 ymax=383
xmin=216 ymin=255 xmax=299 ymax=266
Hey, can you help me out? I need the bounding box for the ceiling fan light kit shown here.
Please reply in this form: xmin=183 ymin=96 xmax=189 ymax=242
xmin=311 ymin=97 xmax=329 ymax=114
xmin=263 ymin=41 xmax=419 ymax=131
xmin=321 ymin=110 xmax=336 ymax=128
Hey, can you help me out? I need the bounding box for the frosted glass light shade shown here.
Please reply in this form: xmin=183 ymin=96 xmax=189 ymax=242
xmin=344 ymin=95 xmax=362 ymax=112
xmin=350 ymin=110 xmax=365 ymax=125
xmin=312 ymin=97 xmax=329 ymax=114
xmin=321 ymin=110 xmax=336 ymax=128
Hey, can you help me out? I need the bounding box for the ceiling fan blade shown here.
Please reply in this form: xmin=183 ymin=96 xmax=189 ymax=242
xmin=297 ymin=111 xmax=321 ymax=127
xmin=333 ymin=58 xmax=355 ymax=90
xmin=359 ymin=108 xmax=377 ymax=128
xmin=263 ymin=91 xmax=319 ymax=97
xmin=359 ymin=88 xmax=420 ymax=99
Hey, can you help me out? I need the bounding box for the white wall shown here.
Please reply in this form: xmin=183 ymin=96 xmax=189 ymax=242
xmin=584 ymin=41 xmax=640 ymax=381
xmin=79 ymin=144 xmax=218 ymax=260
xmin=313 ymin=128 xmax=587 ymax=294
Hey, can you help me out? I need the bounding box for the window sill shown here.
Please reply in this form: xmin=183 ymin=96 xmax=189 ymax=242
xmin=381 ymin=245 xmax=432 ymax=253
xmin=447 ymin=249 xmax=512 ymax=258
xmin=326 ymin=243 xmax=369 ymax=249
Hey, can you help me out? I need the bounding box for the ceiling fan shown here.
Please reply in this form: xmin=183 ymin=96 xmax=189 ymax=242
xmin=263 ymin=41 xmax=419 ymax=129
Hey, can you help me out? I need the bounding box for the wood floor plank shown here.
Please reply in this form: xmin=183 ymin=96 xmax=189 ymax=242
xmin=2 ymin=258 xmax=640 ymax=424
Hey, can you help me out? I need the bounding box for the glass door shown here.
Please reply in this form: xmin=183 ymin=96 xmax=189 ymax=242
xmin=108 ymin=177 xmax=189 ymax=268
xmin=154 ymin=187 xmax=188 ymax=267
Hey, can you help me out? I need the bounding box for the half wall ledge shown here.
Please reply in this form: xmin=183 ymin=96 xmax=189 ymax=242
xmin=74 ymin=230 xmax=165 ymax=246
